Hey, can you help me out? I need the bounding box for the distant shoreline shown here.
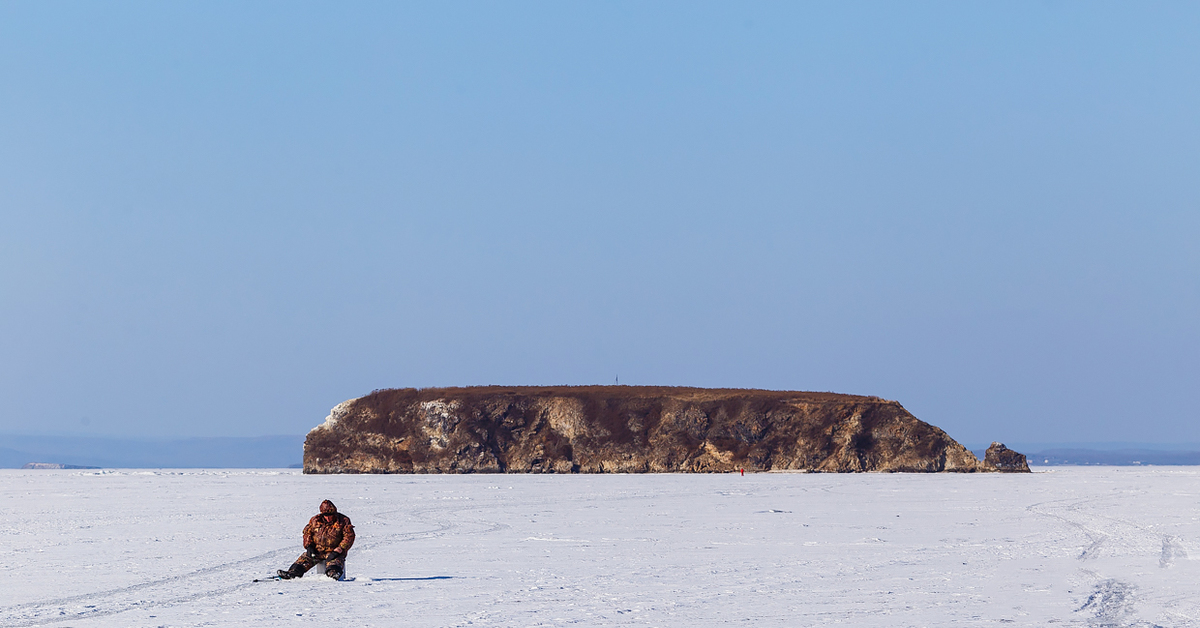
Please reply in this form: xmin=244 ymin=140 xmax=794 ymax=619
xmin=0 ymin=434 xmax=304 ymax=469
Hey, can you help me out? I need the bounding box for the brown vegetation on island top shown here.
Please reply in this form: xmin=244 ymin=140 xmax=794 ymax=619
xmin=302 ymin=386 xmax=1028 ymax=474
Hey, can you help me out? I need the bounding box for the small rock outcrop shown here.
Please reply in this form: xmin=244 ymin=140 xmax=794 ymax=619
xmin=982 ymin=442 xmax=1030 ymax=472
xmin=303 ymin=386 xmax=1021 ymax=474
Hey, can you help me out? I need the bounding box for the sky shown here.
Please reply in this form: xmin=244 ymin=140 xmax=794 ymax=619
xmin=1 ymin=2 xmax=1197 ymax=445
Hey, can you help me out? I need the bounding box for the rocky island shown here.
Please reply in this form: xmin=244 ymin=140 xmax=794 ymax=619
xmin=303 ymin=386 xmax=1028 ymax=474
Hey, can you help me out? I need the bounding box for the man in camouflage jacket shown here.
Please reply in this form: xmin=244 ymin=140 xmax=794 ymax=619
xmin=278 ymin=499 xmax=355 ymax=580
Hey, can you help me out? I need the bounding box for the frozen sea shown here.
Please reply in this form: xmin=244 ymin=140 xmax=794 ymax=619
xmin=3 ymin=467 xmax=1198 ymax=627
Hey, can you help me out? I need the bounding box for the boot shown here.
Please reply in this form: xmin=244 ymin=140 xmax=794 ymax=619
xmin=325 ymin=566 xmax=343 ymax=580
xmin=277 ymin=563 xmax=306 ymax=580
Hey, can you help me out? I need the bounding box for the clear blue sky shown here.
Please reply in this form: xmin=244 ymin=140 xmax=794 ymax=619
xmin=1 ymin=2 xmax=1197 ymax=445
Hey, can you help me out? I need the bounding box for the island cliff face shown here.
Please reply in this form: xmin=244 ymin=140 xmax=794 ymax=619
xmin=304 ymin=386 xmax=1023 ymax=474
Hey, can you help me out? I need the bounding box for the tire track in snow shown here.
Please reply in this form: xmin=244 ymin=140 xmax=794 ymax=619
xmin=1030 ymin=494 xmax=1194 ymax=565
xmin=1028 ymin=495 xmax=1182 ymax=562
xmin=3 ymin=488 xmax=619 ymax=626
xmin=1028 ymin=494 xmax=1197 ymax=627
xmin=0 ymin=522 xmax=458 ymax=627
xmin=2 ymin=477 xmax=694 ymax=626
xmin=0 ymin=546 xmax=295 ymax=616
xmin=1027 ymin=497 xmax=1117 ymax=561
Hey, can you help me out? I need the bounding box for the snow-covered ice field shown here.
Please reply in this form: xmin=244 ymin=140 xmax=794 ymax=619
xmin=3 ymin=467 xmax=1199 ymax=627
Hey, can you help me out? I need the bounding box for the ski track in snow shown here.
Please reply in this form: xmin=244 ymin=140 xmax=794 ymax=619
xmin=2 ymin=468 xmax=1200 ymax=627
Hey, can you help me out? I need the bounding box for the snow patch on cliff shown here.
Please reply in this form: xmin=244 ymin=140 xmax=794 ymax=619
xmin=309 ymin=397 xmax=361 ymax=435
xmin=419 ymin=399 xmax=461 ymax=450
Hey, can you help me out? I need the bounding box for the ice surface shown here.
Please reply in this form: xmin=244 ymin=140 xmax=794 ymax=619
xmin=2 ymin=467 xmax=1199 ymax=627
